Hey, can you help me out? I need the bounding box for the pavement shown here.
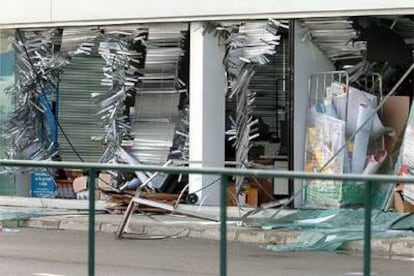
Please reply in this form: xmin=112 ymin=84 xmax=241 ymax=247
xmin=9 ymin=205 xmax=414 ymax=259
xmin=3 ymin=228 xmax=414 ymax=276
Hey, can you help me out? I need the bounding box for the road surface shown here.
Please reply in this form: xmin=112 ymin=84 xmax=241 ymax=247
xmin=0 ymin=228 xmax=412 ymax=275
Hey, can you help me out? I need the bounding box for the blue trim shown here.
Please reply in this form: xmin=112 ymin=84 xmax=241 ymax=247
xmin=39 ymin=87 xmax=58 ymax=152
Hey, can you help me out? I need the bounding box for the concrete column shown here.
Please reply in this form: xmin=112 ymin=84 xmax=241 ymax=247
xmin=189 ymin=22 xmax=226 ymax=206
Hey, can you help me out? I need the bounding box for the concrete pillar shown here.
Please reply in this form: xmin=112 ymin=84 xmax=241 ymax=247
xmin=189 ymin=22 xmax=226 ymax=206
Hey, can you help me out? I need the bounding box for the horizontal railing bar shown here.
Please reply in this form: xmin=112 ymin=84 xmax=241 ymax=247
xmin=170 ymin=159 xmax=242 ymax=165
xmin=0 ymin=159 xmax=413 ymax=183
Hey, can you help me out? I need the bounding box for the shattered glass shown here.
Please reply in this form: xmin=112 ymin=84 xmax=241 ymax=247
xmin=246 ymin=209 xmax=414 ymax=252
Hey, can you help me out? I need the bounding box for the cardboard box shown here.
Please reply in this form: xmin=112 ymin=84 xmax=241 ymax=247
xmin=244 ymin=187 xmax=258 ymax=207
xmin=72 ymin=176 xmax=88 ymax=193
xmin=95 ymin=190 xmax=106 ymax=201
xmin=248 ymin=178 xmax=273 ymax=205
xmin=65 ymin=169 xmax=84 ymax=180
xmin=227 ymin=185 xmax=237 ymax=206
xmin=97 ymin=173 xmax=113 ymax=191
xmin=394 ymin=191 xmax=414 ymax=213
xmin=227 ymin=184 xmax=258 ymax=207
xmin=72 ymin=176 xmax=104 ymax=201
xmin=382 ymin=96 xmax=410 ymax=154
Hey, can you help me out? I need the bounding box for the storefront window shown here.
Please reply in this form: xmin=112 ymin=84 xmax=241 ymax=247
xmin=0 ymin=29 xmax=16 ymax=195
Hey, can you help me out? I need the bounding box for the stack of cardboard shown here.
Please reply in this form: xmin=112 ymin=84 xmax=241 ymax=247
xmin=382 ymin=96 xmax=410 ymax=154
xmin=389 ymin=96 xmax=414 ymax=213
xmin=394 ymin=188 xmax=414 ymax=213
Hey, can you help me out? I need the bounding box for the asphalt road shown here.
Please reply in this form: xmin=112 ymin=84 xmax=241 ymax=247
xmin=0 ymin=228 xmax=412 ymax=276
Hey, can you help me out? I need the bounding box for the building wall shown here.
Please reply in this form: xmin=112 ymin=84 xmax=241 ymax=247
xmin=293 ymin=21 xmax=335 ymax=206
xmin=1 ymin=0 xmax=413 ymax=28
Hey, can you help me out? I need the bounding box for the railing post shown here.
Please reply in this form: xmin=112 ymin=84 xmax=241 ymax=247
xmin=88 ymin=169 xmax=96 ymax=276
xmin=363 ymin=180 xmax=372 ymax=276
xmin=220 ymin=174 xmax=228 ymax=276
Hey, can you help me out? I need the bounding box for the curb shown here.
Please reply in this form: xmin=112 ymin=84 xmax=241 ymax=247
xmin=21 ymin=217 xmax=299 ymax=244
xmin=21 ymin=217 xmax=414 ymax=258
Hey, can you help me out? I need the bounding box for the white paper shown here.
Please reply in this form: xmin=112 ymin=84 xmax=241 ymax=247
xmin=352 ymin=104 xmax=373 ymax=173
xmin=332 ymin=86 xmax=386 ymax=138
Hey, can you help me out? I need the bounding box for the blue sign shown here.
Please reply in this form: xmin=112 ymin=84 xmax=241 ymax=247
xmin=31 ymin=169 xmax=56 ymax=198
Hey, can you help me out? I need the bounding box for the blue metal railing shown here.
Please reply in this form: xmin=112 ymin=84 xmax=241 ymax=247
xmin=1 ymin=159 xmax=413 ymax=276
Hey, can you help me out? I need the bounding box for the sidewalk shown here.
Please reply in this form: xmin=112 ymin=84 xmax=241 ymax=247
xmin=19 ymin=209 xmax=414 ymax=259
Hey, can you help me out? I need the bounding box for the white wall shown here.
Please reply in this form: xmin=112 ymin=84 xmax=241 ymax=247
xmin=293 ymin=21 xmax=335 ymax=207
xmin=1 ymin=0 xmax=414 ymax=28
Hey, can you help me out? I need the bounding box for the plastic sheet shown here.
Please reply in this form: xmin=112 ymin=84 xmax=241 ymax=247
xmin=304 ymin=109 xmax=349 ymax=207
xmin=305 ymin=109 xmax=345 ymax=174
xmin=351 ymin=104 xmax=374 ymax=173
xmin=332 ymin=85 xmax=388 ymax=138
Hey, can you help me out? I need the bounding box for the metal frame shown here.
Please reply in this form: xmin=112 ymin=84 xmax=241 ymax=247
xmin=306 ymin=70 xmax=350 ymax=170
xmin=307 ymin=70 xmax=349 ymax=106
xmin=319 ymin=63 xmax=414 ymax=171
xmin=1 ymin=159 xmax=414 ymax=276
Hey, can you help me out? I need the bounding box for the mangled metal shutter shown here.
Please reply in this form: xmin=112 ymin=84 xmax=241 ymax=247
xmin=131 ymin=23 xmax=188 ymax=164
xmin=249 ymin=37 xmax=287 ymax=137
xmin=58 ymin=55 xmax=105 ymax=162
xmin=58 ymin=24 xmax=189 ymax=164
xmin=227 ymin=35 xmax=288 ymax=138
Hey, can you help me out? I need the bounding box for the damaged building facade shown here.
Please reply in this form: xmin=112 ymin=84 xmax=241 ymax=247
xmin=0 ymin=0 xmax=413 ymax=212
